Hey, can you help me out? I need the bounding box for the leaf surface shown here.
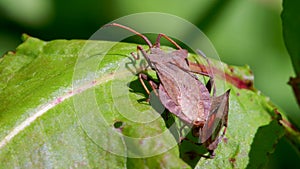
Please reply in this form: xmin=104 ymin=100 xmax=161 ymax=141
xmin=0 ymin=35 xmax=291 ymax=168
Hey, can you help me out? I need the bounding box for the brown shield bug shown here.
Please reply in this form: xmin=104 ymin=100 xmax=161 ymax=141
xmin=105 ymin=23 xmax=230 ymax=158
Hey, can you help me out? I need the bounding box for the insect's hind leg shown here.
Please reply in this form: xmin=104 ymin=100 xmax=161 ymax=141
xmin=196 ymin=49 xmax=216 ymax=96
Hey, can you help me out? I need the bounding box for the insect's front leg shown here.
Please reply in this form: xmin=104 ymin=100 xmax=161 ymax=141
xmin=130 ymin=45 xmax=143 ymax=60
xmin=132 ymin=45 xmax=153 ymax=71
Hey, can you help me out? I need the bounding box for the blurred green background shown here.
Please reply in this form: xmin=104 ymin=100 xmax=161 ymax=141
xmin=0 ymin=0 xmax=299 ymax=168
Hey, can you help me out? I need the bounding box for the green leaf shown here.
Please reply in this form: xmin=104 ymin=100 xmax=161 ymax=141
xmin=282 ymin=0 xmax=300 ymax=105
xmin=282 ymin=0 xmax=300 ymax=76
xmin=0 ymin=35 xmax=294 ymax=168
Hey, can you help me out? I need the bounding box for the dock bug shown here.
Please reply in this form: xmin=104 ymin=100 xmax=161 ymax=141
xmin=105 ymin=23 xmax=230 ymax=158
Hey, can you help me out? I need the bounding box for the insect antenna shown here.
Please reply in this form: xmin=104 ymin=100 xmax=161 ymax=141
xmin=104 ymin=23 xmax=153 ymax=48
xmin=155 ymin=33 xmax=182 ymax=50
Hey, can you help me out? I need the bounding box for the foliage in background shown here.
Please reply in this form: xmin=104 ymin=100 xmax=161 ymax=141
xmin=282 ymin=0 xmax=300 ymax=107
xmin=0 ymin=36 xmax=297 ymax=168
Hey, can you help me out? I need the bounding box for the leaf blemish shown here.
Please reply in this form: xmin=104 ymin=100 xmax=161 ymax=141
xmin=223 ymin=137 xmax=228 ymax=144
xmin=229 ymin=157 xmax=236 ymax=164
xmin=113 ymin=121 xmax=124 ymax=129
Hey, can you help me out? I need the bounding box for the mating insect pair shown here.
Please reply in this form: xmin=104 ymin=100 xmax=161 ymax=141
xmin=106 ymin=23 xmax=230 ymax=158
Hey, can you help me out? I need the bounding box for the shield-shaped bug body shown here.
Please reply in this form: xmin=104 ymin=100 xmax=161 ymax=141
xmin=105 ymin=23 xmax=230 ymax=158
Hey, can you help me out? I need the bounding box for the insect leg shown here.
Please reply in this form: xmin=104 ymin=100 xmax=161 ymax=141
xmin=219 ymin=89 xmax=230 ymax=137
xmin=138 ymin=73 xmax=150 ymax=95
xmin=138 ymin=73 xmax=159 ymax=98
xmin=217 ymin=90 xmax=230 ymax=139
xmin=131 ymin=45 xmax=150 ymax=60
xmin=189 ymin=63 xmax=210 ymax=76
xmin=205 ymin=89 xmax=230 ymax=157
xmin=134 ymin=45 xmax=153 ymax=70
xmin=196 ymin=49 xmax=216 ymax=96
xmin=130 ymin=52 xmax=139 ymax=60
xmin=154 ymin=33 xmax=182 ymax=50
